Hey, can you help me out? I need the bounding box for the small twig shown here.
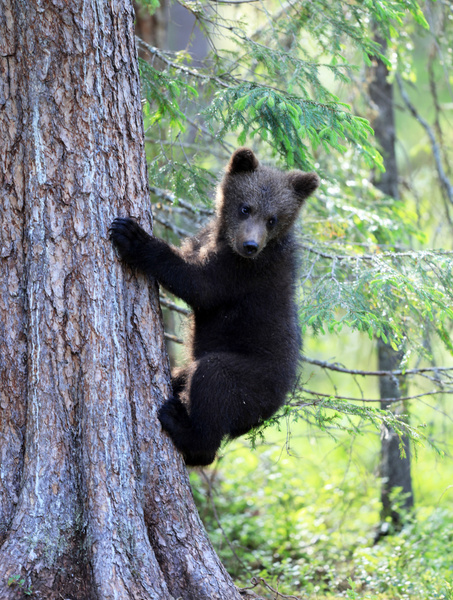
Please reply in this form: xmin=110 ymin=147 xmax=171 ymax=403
xmin=150 ymin=185 xmax=214 ymax=217
xmin=137 ymin=38 xmax=233 ymax=88
xmin=238 ymin=587 xmax=265 ymax=599
xmin=164 ymin=332 xmax=184 ymax=344
xmin=184 ymin=114 xmax=236 ymax=154
xmin=153 ymin=214 xmax=192 ymax=238
xmin=159 ymin=296 xmax=191 ymax=316
xmin=397 ymin=73 xmax=453 ymax=207
xmin=145 ymin=137 xmax=228 ymax=159
xmin=200 ymin=471 xmax=251 ymax=573
xmin=212 ymin=0 xmax=261 ymax=3
xmin=156 ymin=203 xmax=199 ymax=219
xmin=246 ymin=576 xmax=304 ymax=600
xmin=302 ymin=355 xmax=453 ymax=378
xmin=297 ymin=386 xmax=452 ymax=404
xmin=299 ymin=242 xmax=453 ymax=262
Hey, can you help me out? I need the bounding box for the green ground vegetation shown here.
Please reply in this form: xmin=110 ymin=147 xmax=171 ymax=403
xmin=191 ymin=405 xmax=453 ymax=599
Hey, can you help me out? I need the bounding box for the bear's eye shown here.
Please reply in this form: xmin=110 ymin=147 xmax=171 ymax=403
xmin=240 ymin=205 xmax=251 ymax=217
xmin=267 ymin=216 xmax=278 ymax=228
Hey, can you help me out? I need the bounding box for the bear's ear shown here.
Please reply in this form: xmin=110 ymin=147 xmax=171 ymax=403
xmin=287 ymin=171 xmax=320 ymax=203
xmin=227 ymin=148 xmax=259 ymax=174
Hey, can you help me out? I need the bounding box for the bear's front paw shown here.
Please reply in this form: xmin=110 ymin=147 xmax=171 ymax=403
xmin=109 ymin=217 xmax=151 ymax=264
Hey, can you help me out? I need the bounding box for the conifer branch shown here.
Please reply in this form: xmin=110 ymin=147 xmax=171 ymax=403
xmin=150 ymin=186 xmax=214 ymax=216
xmin=211 ymin=0 xmax=261 ymax=3
xmin=137 ymin=39 xmax=233 ymax=88
xmin=303 ymin=356 xmax=453 ymax=378
xmin=153 ymin=214 xmax=192 ymax=238
xmin=297 ymin=386 xmax=452 ymax=404
xmin=397 ymin=74 xmax=453 ymax=207
xmin=299 ymin=242 xmax=453 ymax=262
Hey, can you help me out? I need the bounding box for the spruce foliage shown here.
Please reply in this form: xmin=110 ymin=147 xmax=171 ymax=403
xmin=136 ymin=0 xmax=453 ymax=448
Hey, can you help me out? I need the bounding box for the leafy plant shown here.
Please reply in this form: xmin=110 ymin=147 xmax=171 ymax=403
xmin=7 ymin=574 xmax=33 ymax=596
xmin=190 ymin=439 xmax=453 ymax=599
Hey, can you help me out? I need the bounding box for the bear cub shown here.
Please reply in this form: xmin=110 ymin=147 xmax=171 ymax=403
xmin=110 ymin=148 xmax=319 ymax=466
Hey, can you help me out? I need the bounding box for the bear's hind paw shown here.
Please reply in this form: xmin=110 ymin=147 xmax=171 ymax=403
xmin=158 ymin=397 xmax=190 ymax=431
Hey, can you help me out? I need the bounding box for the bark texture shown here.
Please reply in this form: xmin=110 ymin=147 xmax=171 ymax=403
xmin=369 ymin=35 xmax=414 ymax=528
xmin=0 ymin=1 xmax=241 ymax=598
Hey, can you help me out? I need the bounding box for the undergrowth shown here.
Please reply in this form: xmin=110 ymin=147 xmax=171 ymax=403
xmin=191 ymin=431 xmax=453 ymax=600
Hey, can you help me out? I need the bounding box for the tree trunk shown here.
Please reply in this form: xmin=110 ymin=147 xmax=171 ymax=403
xmin=376 ymin=341 xmax=413 ymax=527
xmin=0 ymin=2 xmax=241 ymax=599
xmin=368 ymin=34 xmax=414 ymax=531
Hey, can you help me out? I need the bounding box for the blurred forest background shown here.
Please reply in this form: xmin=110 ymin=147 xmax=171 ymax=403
xmin=133 ymin=0 xmax=453 ymax=597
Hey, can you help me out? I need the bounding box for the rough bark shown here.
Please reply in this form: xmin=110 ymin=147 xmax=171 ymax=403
xmin=0 ymin=0 xmax=27 ymax=545
xmin=0 ymin=1 xmax=241 ymax=598
xmin=369 ymin=34 xmax=414 ymax=529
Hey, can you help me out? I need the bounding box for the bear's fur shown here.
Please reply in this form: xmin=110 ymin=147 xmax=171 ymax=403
xmin=109 ymin=148 xmax=319 ymax=466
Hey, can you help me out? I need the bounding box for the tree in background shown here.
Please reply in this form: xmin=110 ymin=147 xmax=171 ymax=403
xmin=368 ymin=32 xmax=414 ymax=533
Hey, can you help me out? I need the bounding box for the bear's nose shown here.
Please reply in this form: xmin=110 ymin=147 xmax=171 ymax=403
xmin=243 ymin=241 xmax=259 ymax=256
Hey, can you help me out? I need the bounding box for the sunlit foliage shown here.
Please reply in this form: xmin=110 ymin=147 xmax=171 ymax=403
xmin=137 ymin=0 xmax=452 ymax=437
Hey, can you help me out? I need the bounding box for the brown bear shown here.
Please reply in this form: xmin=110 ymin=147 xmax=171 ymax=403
xmin=109 ymin=148 xmax=319 ymax=466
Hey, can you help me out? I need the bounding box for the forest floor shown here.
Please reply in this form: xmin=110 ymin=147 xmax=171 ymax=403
xmin=191 ymin=412 xmax=453 ymax=600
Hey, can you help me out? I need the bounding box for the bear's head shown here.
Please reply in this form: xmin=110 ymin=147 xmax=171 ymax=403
xmin=217 ymin=148 xmax=319 ymax=259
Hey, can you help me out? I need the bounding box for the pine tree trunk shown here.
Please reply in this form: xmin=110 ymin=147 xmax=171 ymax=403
xmin=368 ymin=34 xmax=414 ymax=530
xmin=0 ymin=2 xmax=241 ymax=598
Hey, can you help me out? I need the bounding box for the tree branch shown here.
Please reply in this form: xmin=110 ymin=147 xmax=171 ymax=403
xmin=297 ymin=386 xmax=452 ymax=404
xmin=397 ymin=73 xmax=453 ymax=207
xmin=200 ymin=471 xmax=251 ymax=573
xmin=302 ymin=355 xmax=453 ymax=378
xmin=150 ymin=185 xmax=214 ymax=216
xmin=137 ymin=39 xmax=233 ymax=88
xmin=299 ymin=241 xmax=453 ymax=262
xmin=246 ymin=577 xmax=302 ymax=600
xmin=164 ymin=332 xmax=184 ymax=344
xmin=153 ymin=213 xmax=193 ymax=238
xmin=159 ymin=296 xmax=191 ymax=316
xmin=211 ymin=0 xmax=261 ymax=4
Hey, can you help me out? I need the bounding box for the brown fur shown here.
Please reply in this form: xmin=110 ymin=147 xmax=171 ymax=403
xmin=109 ymin=148 xmax=319 ymax=466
